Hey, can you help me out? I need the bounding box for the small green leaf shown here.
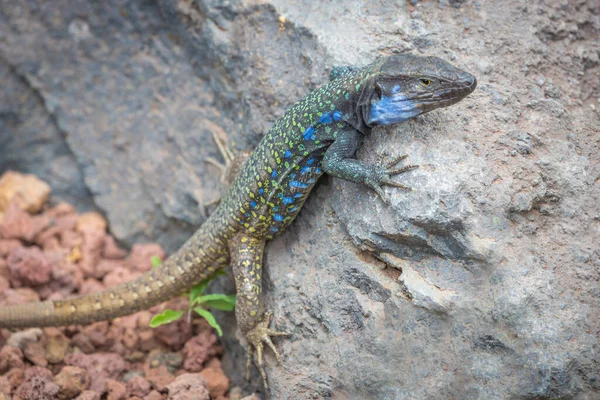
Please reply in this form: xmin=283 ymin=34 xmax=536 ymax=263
xmin=203 ymin=298 xmax=236 ymax=311
xmin=189 ymin=283 xmax=207 ymax=304
xmin=188 ymin=270 xmax=227 ymax=305
xmin=151 ymin=256 xmax=162 ymax=268
xmin=192 ymin=293 xmax=235 ymax=304
xmin=192 ymin=293 xmax=236 ymax=311
xmin=193 ymin=308 xmax=223 ymax=336
xmin=149 ymin=309 xmax=184 ymax=328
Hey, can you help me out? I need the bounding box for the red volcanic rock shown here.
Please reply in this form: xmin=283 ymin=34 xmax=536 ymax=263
xmin=7 ymin=247 xmax=52 ymax=287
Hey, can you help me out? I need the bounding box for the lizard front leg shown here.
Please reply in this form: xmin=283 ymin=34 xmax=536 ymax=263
xmin=322 ymin=127 xmax=417 ymax=202
xmin=228 ymin=233 xmax=288 ymax=390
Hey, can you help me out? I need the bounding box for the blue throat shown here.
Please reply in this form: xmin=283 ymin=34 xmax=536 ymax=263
xmin=368 ymin=94 xmax=421 ymax=126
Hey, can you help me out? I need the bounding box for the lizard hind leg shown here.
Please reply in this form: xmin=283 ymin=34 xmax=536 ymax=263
xmin=205 ymin=131 xmax=251 ymax=186
xmin=228 ymin=233 xmax=289 ymax=391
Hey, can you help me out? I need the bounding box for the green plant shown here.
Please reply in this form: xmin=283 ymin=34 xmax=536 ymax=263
xmin=148 ymin=257 xmax=236 ymax=336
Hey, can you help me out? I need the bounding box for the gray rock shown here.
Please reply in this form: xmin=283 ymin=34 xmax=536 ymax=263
xmin=0 ymin=60 xmax=95 ymax=210
xmin=1 ymin=0 xmax=598 ymax=399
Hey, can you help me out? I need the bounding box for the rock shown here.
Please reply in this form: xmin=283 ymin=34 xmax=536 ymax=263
xmin=126 ymin=376 xmax=152 ymax=398
xmin=146 ymin=352 xmax=183 ymax=374
xmin=182 ymin=331 xmax=221 ymax=372
xmin=0 ymin=203 xmax=35 ymax=241
xmin=143 ymin=391 xmax=166 ymax=400
xmin=76 ymin=212 xmax=108 ymax=234
xmin=0 ymin=239 xmax=21 ymax=257
xmin=34 ymin=226 xmax=63 ymax=251
xmin=106 ymin=379 xmax=127 ymax=400
xmin=77 ymin=226 xmax=106 ymax=279
xmin=60 ymin=229 xmax=82 ymax=252
xmin=121 ymin=327 xmax=139 ymax=350
xmin=6 ymin=247 xmax=52 ymax=287
xmin=55 ymin=213 xmax=78 ymax=232
xmin=78 ymin=322 xmax=111 ymax=350
xmin=6 ymin=328 xmax=43 ymax=349
xmin=43 ymin=328 xmax=71 ymax=364
xmin=95 ymin=259 xmax=127 ymax=280
xmin=0 ymin=58 xmax=92 ymax=210
xmin=37 ymin=250 xmax=84 ymax=299
xmin=0 ymin=288 xmax=40 ymax=306
xmin=144 ymin=365 xmax=174 ymax=392
xmin=54 ymin=366 xmax=91 ymax=400
xmin=152 ymin=299 xmax=192 ymax=350
xmin=0 ymin=377 xmax=11 ymax=396
xmin=0 ymin=258 xmax=9 ymax=280
xmin=65 ymin=352 xmax=126 ymax=393
xmin=0 ymin=207 xmax=49 ymax=246
xmin=13 ymin=366 xmax=59 ymax=400
xmin=103 ymin=267 xmax=141 ymax=289
xmin=165 ymin=373 xmax=210 ymax=400
xmin=136 ymin=312 xmax=152 ymax=330
xmin=102 ymin=236 xmax=127 ymax=259
xmin=126 ymin=244 xmax=165 ymax=273
xmin=240 ymin=395 xmax=262 ymax=400
xmin=228 ymin=387 xmax=243 ymax=400
xmin=70 ymin=333 xmax=95 ymax=354
xmin=79 ymin=278 xmax=105 ymax=295
xmin=1 ymin=368 xmax=24 ymax=395
xmin=23 ymin=366 xmax=52 ymax=382
xmin=105 ymin=324 xmax=127 ymax=354
xmin=0 ymin=346 xmax=24 ymax=374
xmin=137 ymin=329 xmax=160 ymax=353
xmin=0 ymin=171 xmax=51 ymax=215
xmin=74 ymin=390 xmax=101 ymax=400
xmin=198 ymin=359 xmax=229 ymax=399
xmin=121 ymin=371 xmax=144 ymax=382
xmin=47 ymin=203 xmax=76 ymax=219
xmin=36 ymin=212 xmax=79 ymax=254
xmin=23 ymin=340 xmax=47 ymax=367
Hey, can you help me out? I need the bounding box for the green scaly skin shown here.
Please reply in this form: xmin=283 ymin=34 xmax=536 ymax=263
xmin=0 ymin=54 xmax=476 ymax=390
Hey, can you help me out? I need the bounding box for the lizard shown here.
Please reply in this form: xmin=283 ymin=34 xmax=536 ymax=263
xmin=0 ymin=54 xmax=476 ymax=389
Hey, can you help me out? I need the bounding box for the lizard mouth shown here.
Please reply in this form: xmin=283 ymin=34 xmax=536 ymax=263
xmin=366 ymin=76 xmax=476 ymax=126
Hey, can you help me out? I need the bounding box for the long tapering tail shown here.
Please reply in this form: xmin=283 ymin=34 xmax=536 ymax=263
xmin=0 ymin=220 xmax=229 ymax=328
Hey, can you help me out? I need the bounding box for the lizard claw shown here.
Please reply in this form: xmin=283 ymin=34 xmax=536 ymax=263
xmin=203 ymin=132 xmax=250 ymax=215
xmin=380 ymin=178 xmax=411 ymax=190
xmin=244 ymin=311 xmax=290 ymax=390
xmin=384 ymin=153 xmax=418 ymax=176
xmin=367 ymin=154 xmax=418 ymax=202
xmin=385 ymin=153 xmax=409 ymax=169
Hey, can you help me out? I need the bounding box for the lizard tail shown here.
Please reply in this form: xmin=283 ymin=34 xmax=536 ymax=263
xmin=0 ymin=225 xmax=227 ymax=328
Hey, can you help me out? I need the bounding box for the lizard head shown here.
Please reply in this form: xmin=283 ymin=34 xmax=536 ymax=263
xmin=363 ymin=54 xmax=476 ymax=127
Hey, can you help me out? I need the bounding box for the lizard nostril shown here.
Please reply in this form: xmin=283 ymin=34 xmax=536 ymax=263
xmin=464 ymin=75 xmax=477 ymax=91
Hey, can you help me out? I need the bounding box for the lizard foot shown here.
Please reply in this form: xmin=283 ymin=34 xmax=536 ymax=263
xmin=203 ymin=132 xmax=250 ymax=213
xmin=366 ymin=154 xmax=418 ymax=202
xmin=244 ymin=311 xmax=290 ymax=391
xmin=205 ymin=131 xmax=236 ymax=183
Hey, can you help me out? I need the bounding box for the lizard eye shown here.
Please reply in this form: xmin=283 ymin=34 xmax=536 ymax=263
xmin=420 ymin=78 xmax=432 ymax=86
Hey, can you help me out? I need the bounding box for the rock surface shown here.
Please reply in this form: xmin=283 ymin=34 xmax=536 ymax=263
xmin=1 ymin=0 xmax=599 ymax=399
